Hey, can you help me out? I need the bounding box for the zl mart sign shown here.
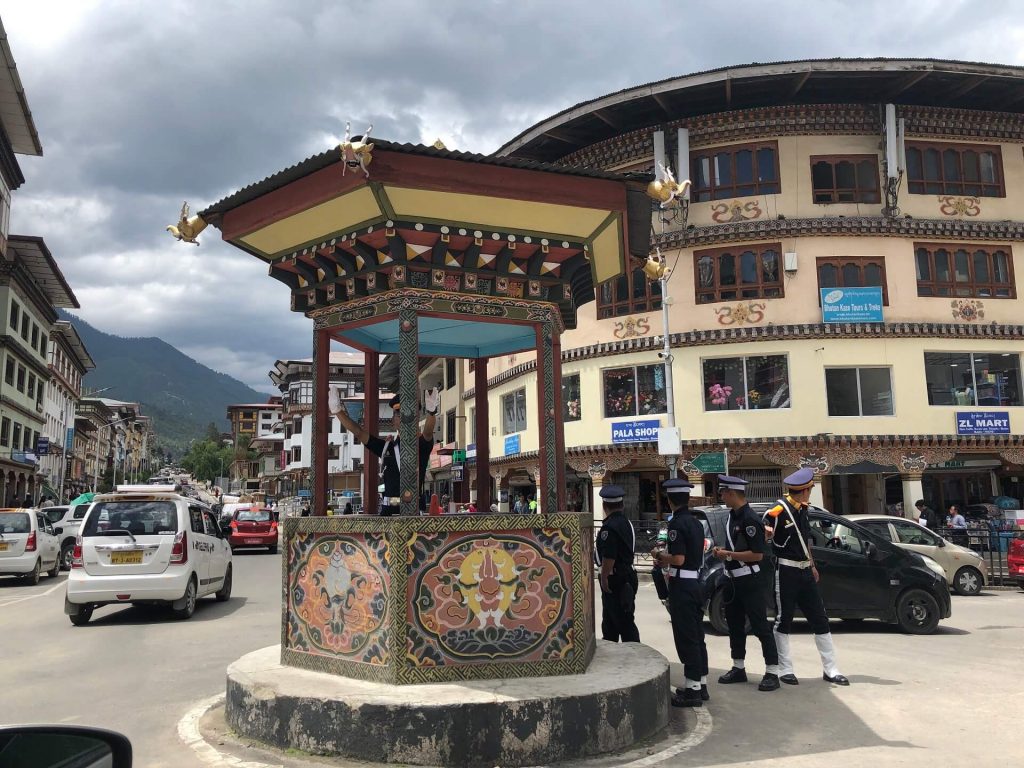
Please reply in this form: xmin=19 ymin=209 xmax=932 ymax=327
xmin=611 ymin=418 xmax=660 ymax=444
xmin=956 ymin=411 xmax=1010 ymax=435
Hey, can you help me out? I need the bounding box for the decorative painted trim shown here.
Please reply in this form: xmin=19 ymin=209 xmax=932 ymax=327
xmin=938 ymin=196 xmax=981 ymax=217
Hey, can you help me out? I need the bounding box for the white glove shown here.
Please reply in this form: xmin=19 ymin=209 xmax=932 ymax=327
xmin=328 ymin=386 xmax=342 ymax=415
xmin=423 ymin=387 xmax=440 ymax=415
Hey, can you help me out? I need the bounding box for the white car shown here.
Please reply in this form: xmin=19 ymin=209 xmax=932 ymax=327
xmin=65 ymin=485 xmax=233 ymax=625
xmin=42 ymin=504 xmax=93 ymax=571
xmin=0 ymin=508 xmax=61 ymax=584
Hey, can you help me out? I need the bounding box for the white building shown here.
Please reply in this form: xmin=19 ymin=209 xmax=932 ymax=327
xmin=41 ymin=321 xmax=93 ymax=500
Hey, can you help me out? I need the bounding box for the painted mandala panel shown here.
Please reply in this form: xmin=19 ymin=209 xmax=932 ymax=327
xmin=407 ymin=529 xmax=573 ymax=666
xmin=286 ymin=532 xmax=390 ymax=665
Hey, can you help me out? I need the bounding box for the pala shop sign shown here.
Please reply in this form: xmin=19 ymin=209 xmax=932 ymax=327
xmin=611 ymin=418 xmax=661 ymax=444
xmin=956 ymin=411 xmax=1010 ymax=435
xmin=820 ymin=287 xmax=883 ymax=323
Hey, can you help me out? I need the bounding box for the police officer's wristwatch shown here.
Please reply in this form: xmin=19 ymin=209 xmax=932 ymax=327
xmin=725 ymin=553 xmax=733 ymax=562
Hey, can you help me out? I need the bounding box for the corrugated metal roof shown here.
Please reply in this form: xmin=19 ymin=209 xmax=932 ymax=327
xmin=0 ymin=17 xmax=42 ymax=156
xmin=5 ymin=235 xmax=78 ymax=308
xmin=200 ymin=139 xmax=649 ymax=220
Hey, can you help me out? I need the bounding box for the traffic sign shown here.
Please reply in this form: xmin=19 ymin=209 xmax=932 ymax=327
xmin=692 ymin=452 xmax=726 ymax=474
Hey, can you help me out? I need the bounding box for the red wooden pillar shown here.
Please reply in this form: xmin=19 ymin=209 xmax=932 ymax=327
xmin=363 ymin=350 xmax=380 ymax=515
xmin=312 ymin=328 xmax=330 ymax=515
xmin=474 ymin=358 xmax=490 ymax=512
xmin=552 ymin=333 xmax=566 ymax=512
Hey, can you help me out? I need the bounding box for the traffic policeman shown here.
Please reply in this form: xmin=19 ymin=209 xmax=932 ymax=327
xmin=651 ymin=478 xmax=708 ymax=707
xmin=713 ymin=475 xmax=780 ymax=692
xmin=596 ymin=485 xmax=640 ymax=643
xmin=766 ymin=468 xmax=850 ymax=686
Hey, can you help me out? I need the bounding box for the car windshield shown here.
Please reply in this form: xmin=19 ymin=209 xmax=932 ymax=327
xmin=44 ymin=507 xmax=68 ymax=524
xmin=0 ymin=512 xmax=30 ymax=534
xmin=808 ymin=517 xmax=866 ymax=554
xmin=237 ymin=509 xmax=272 ymax=522
xmin=82 ymin=501 xmax=179 ymax=536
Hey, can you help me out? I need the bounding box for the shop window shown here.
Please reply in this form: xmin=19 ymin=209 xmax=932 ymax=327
xmin=915 ymin=243 xmax=1014 ymax=299
xmin=905 ymin=141 xmax=1004 ymax=197
xmin=501 ymin=389 xmax=527 ymax=434
xmin=825 ymin=367 xmax=894 ymax=416
xmin=694 ymin=244 xmax=783 ymax=304
xmin=603 ymin=364 xmax=667 ymax=417
xmin=924 ymin=352 xmax=1022 ymax=406
xmin=445 ymin=409 xmax=457 ymax=444
xmin=691 ymin=141 xmax=780 ymax=202
xmin=597 ymin=266 xmax=662 ymax=318
xmin=810 ymin=155 xmax=881 ymax=204
xmin=562 ymin=373 xmax=582 ymax=422
xmin=816 ymin=257 xmax=888 ymax=304
xmin=702 ymin=355 xmax=790 ymax=411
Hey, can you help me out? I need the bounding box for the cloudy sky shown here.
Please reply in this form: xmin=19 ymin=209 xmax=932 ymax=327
xmin=6 ymin=0 xmax=1024 ymax=393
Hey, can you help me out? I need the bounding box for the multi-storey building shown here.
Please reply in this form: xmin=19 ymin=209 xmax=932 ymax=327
xmin=475 ymin=58 xmax=1024 ymax=521
xmin=42 ymin=320 xmax=94 ymax=501
xmin=225 ymin=401 xmax=283 ymax=494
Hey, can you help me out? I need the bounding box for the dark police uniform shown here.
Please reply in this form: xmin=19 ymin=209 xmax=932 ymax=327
xmin=662 ymin=478 xmax=708 ymax=707
xmin=716 ymin=475 xmax=779 ymax=691
xmin=364 ymin=394 xmax=435 ymax=516
xmin=767 ymin=468 xmax=849 ymax=686
xmin=596 ymin=485 xmax=640 ymax=643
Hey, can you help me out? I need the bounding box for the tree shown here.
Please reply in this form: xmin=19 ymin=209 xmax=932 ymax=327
xmin=204 ymin=422 xmax=223 ymax=445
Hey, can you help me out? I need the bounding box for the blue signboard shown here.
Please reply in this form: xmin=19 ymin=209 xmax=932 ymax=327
xmin=65 ymin=427 xmax=75 ymax=451
xmin=820 ymin=287 xmax=884 ymax=323
xmin=956 ymin=411 xmax=1010 ymax=435
xmin=611 ymin=418 xmax=661 ymax=444
xmin=297 ymin=489 xmax=312 ymax=498
xmin=504 ymin=434 xmax=521 ymax=456
xmin=35 ymin=437 xmax=49 ymax=456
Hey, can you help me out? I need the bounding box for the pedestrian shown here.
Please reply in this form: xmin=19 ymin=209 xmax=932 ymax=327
xmin=39 ymin=495 xmax=54 ymax=509
xmin=596 ymin=484 xmax=640 ymax=644
xmin=766 ymin=468 xmax=850 ymax=686
xmin=331 ymin=387 xmax=439 ymax=516
xmin=651 ymin=477 xmax=709 ymax=707
xmin=513 ymin=494 xmax=525 ymax=514
xmin=489 ymin=502 xmax=500 ymax=513
xmin=713 ymin=475 xmax=780 ymax=692
xmin=466 ymin=499 xmax=477 ymax=514
xmin=343 ymin=502 xmax=353 ymax=515
xmin=22 ymin=494 xmax=32 ymax=508
xmin=301 ymin=504 xmax=311 ymax=517
xmin=528 ymin=494 xmax=538 ymax=514
xmin=948 ymin=504 xmax=968 ymax=545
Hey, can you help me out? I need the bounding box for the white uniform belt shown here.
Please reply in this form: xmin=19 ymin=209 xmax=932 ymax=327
xmin=384 ymin=497 xmax=402 ymax=507
xmin=777 ymin=557 xmax=812 ymax=569
xmin=668 ymin=567 xmax=699 ymax=579
xmin=726 ymin=564 xmax=760 ymax=577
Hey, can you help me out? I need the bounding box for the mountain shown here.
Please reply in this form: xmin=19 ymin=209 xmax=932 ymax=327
xmin=59 ymin=310 xmax=269 ymax=456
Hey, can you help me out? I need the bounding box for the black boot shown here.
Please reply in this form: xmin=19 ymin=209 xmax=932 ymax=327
xmin=671 ymin=688 xmax=703 ymax=708
xmin=700 ymin=684 xmax=710 ymax=701
xmin=718 ymin=667 xmax=748 ymax=684
xmin=780 ymin=674 xmax=800 ymax=685
xmin=758 ymin=673 xmax=781 ymax=691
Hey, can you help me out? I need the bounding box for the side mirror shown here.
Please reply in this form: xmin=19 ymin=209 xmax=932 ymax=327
xmin=937 ymin=538 xmax=946 ymax=548
xmin=0 ymin=725 xmax=132 ymax=767
xmin=54 ymin=526 xmax=63 ymax=535
xmin=863 ymin=541 xmax=877 ymax=559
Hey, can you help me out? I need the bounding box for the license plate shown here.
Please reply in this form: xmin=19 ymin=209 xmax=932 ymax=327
xmin=0 ymin=542 xmax=8 ymax=551
xmin=110 ymin=551 xmax=143 ymax=565
xmin=245 ymin=538 xmax=262 ymax=544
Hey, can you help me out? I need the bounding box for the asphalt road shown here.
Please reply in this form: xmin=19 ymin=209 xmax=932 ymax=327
xmin=1 ymin=552 xmax=1021 ymax=767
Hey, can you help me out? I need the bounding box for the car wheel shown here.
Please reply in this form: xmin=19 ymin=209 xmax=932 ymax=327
xmin=268 ymin=545 xmax=278 ymax=555
xmin=60 ymin=542 xmax=75 ymax=571
xmin=896 ymin=588 xmax=941 ymax=634
xmin=215 ymin=565 xmax=232 ymax=602
xmin=952 ymin=566 xmax=982 ymax=596
xmin=47 ymin=556 xmax=60 ymax=578
xmin=68 ymin=603 xmax=93 ymax=627
xmin=171 ymin=577 xmax=198 ymax=620
xmin=23 ymin=560 xmax=40 ymax=586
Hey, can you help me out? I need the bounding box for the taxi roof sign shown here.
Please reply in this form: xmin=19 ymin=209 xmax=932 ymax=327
xmin=113 ymin=484 xmax=183 ymax=494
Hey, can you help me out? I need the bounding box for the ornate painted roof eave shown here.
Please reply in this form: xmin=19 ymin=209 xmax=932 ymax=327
xmin=464 ymin=321 xmax=1024 ymax=399
xmin=497 ymin=58 xmax=1024 ymax=162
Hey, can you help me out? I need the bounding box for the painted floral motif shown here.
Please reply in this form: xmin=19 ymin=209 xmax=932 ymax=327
xmin=938 ymin=195 xmax=981 ymax=217
xmin=715 ymin=301 xmax=767 ymax=326
xmin=612 ymin=317 xmax=651 ymax=339
xmin=711 ymin=199 xmax=763 ymax=223
xmin=286 ymin=532 xmax=390 ymax=664
xmin=951 ymin=299 xmax=985 ymax=322
xmin=407 ymin=531 xmax=571 ymax=664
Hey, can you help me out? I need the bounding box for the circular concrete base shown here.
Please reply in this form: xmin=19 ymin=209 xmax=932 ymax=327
xmin=226 ymin=642 xmax=670 ymax=767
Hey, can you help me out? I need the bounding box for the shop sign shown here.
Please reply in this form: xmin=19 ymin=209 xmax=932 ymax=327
xmin=611 ymin=418 xmax=660 ymax=444
xmin=927 ymin=459 xmax=1002 ymax=470
xmin=820 ymin=287 xmax=884 ymax=323
xmin=956 ymin=411 xmax=1010 ymax=435
xmin=452 ymin=464 xmax=464 ymax=482
xmin=504 ymin=434 xmax=521 ymax=456
xmin=692 ymin=452 xmax=727 ymax=474
xmin=467 ymin=443 xmax=476 ymax=459
xmin=65 ymin=427 xmax=75 ymax=451
xmin=35 ymin=437 xmax=49 ymax=456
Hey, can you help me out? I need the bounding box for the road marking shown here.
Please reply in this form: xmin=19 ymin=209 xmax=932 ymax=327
xmin=0 ymin=580 xmax=65 ymax=608
xmin=178 ymin=694 xmax=281 ymax=768
xmin=614 ymin=708 xmax=713 ymax=767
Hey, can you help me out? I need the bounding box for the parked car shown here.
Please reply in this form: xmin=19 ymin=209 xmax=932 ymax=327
xmin=42 ymin=504 xmax=93 ymax=571
xmin=1008 ymin=533 xmax=1024 ymax=590
xmin=226 ymin=507 xmax=279 ymax=554
xmin=0 ymin=508 xmax=61 ymax=584
xmin=65 ymin=485 xmax=232 ymax=625
xmin=847 ymin=514 xmax=988 ymax=595
xmin=693 ymin=504 xmax=952 ymax=635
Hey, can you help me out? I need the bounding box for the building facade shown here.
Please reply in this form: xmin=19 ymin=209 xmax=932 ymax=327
xmin=475 ymin=59 xmax=1024 ymax=521
xmin=42 ymin=320 xmax=94 ymax=501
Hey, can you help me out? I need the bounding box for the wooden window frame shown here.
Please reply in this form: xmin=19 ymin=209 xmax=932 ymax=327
xmin=914 ymin=242 xmax=1015 ymax=299
xmin=815 ymin=257 xmax=889 ymax=305
xmin=693 ymin=243 xmax=785 ymax=305
xmin=905 ymin=140 xmax=1005 ymax=198
xmin=690 ymin=140 xmax=781 ymax=202
xmin=596 ymin=267 xmax=662 ymax=319
xmin=809 ymin=154 xmax=881 ymax=204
